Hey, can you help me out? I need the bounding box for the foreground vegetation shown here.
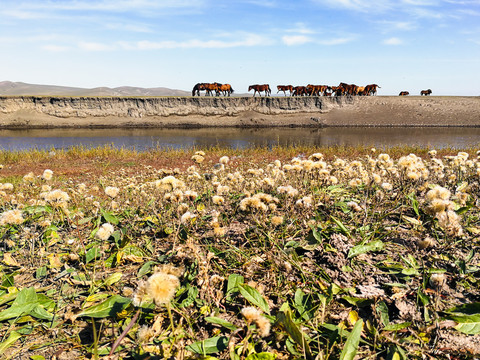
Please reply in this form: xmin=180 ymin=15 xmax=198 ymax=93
xmin=0 ymin=146 xmax=479 ymax=359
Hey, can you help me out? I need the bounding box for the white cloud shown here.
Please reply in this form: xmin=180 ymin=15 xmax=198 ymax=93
xmin=383 ymin=37 xmax=403 ymax=45
xmin=0 ymin=0 xmax=205 ymax=20
xmin=77 ymin=33 xmax=271 ymax=51
xmin=137 ymin=34 xmax=269 ymax=49
xmin=42 ymin=44 xmax=70 ymax=52
xmin=282 ymin=35 xmax=312 ymax=46
xmin=104 ymin=23 xmax=153 ymax=33
xmin=311 ymin=0 xmax=394 ymax=13
xmin=285 ymin=23 xmax=316 ymax=35
xmin=378 ymin=20 xmax=417 ymax=31
xmin=78 ymin=41 xmax=116 ymax=51
xmin=318 ymin=37 xmax=355 ymax=45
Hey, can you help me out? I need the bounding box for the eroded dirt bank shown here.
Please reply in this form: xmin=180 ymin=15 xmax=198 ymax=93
xmin=0 ymin=95 xmax=479 ymax=128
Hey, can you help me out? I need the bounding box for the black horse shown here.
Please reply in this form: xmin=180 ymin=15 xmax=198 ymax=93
xmin=192 ymin=83 xmax=206 ymax=96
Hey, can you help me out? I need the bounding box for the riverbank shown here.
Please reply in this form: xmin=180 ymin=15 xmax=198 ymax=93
xmin=0 ymin=96 xmax=479 ymax=128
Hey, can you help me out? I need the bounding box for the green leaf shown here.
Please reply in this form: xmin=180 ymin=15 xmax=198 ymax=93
xmin=383 ymin=322 xmax=411 ymax=331
xmin=178 ymin=285 xmax=199 ymax=308
xmin=85 ymin=246 xmax=101 ymax=263
xmin=104 ymin=272 xmax=122 ymax=286
xmin=0 ymin=287 xmax=54 ymax=322
xmin=376 ymin=301 xmax=389 ymax=326
xmin=36 ymin=266 xmax=47 ymax=279
xmin=331 ymin=216 xmax=351 ymax=237
xmin=445 ymin=314 xmax=480 ymax=334
xmin=348 ymin=240 xmax=384 ymax=258
xmin=30 ymin=356 xmax=46 ymax=360
xmin=446 ymin=302 xmax=480 ymax=315
xmin=0 ymin=303 xmax=37 ymax=322
xmin=294 ymin=289 xmax=315 ymax=321
xmin=186 ymin=336 xmax=228 ymax=354
xmin=339 ymin=319 xmax=363 ymax=360
xmin=407 ymin=192 xmax=420 ymax=217
xmin=78 ymin=295 xmax=131 ymax=318
xmin=455 ymin=322 xmax=480 ymax=335
xmin=101 ymin=209 xmax=119 ymax=225
xmin=226 ymin=274 xmax=244 ymax=295
xmin=238 ymin=284 xmax=270 ymax=314
xmin=0 ymin=331 xmax=22 ymax=353
xmin=245 ymin=353 xmax=277 ymax=360
xmin=137 ymin=261 xmax=156 ymax=277
xmin=30 ymin=305 xmax=55 ymax=321
xmin=205 ymin=316 xmax=238 ymax=331
xmin=276 ymin=308 xmax=313 ymax=359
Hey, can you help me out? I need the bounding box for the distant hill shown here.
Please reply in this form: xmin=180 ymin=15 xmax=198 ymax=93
xmin=0 ymin=81 xmax=191 ymax=96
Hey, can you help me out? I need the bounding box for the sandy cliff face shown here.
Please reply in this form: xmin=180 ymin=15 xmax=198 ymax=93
xmin=0 ymin=96 xmax=348 ymax=118
xmin=0 ymin=95 xmax=479 ymax=128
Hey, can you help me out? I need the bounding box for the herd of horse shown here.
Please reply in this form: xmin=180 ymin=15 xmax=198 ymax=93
xmin=192 ymin=82 xmax=432 ymax=97
xmin=192 ymin=83 xmax=234 ymax=96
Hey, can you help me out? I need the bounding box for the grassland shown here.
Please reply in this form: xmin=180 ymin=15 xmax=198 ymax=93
xmin=0 ymin=145 xmax=479 ymax=359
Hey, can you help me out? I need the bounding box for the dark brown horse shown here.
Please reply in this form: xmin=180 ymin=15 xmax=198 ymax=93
xmin=292 ymin=86 xmax=307 ymax=96
xmin=192 ymin=83 xmax=206 ymax=96
xmin=399 ymin=91 xmax=409 ymax=96
xmin=338 ymin=82 xmax=358 ymax=96
xmin=364 ymin=84 xmax=380 ymax=96
xmin=277 ymin=85 xmax=293 ymax=96
xmin=420 ymin=89 xmax=432 ymax=96
xmin=248 ymin=84 xmax=271 ymax=97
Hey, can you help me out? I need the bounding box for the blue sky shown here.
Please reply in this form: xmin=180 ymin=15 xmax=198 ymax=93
xmin=1 ymin=0 xmax=479 ymax=95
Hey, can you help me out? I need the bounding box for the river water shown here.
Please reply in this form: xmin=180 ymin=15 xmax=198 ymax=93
xmin=0 ymin=127 xmax=479 ymax=151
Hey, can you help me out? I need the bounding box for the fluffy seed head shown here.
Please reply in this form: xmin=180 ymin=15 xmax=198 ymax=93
xmin=146 ymin=271 xmax=180 ymax=305
xmin=105 ymin=186 xmax=120 ymax=198
xmin=42 ymin=169 xmax=53 ymax=181
xmin=96 ymin=223 xmax=115 ymax=241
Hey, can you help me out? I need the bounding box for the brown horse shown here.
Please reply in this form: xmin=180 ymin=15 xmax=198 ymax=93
xmin=203 ymin=83 xmax=220 ymax=96
xmin=248 ymin=84 xmax=271 ymax=97
xmin=364 ymin=84 xmax=380 ymax=96
xmin=420 ymin=89 xmax=432 ymax=96
xmin=218 ymin=83 xmax=234 ymax=96
xmin=306 ymin=84 xmax=328 ymax=96
xmin=277 ymin=85 xmax=293 ymax=96
xmin=399 ymin=91 xmax=409 ymax=96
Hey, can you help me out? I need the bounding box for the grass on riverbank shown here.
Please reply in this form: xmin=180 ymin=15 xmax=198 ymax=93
xmin=0 ymin=145 xmax=479 ymax=359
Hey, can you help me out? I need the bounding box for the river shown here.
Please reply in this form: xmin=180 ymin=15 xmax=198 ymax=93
xmin=0 ymin=127 xmax=479 ymax=151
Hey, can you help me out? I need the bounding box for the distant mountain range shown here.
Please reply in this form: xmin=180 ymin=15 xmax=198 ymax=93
xmin=0 ymin=81 xmax=191 ymax=96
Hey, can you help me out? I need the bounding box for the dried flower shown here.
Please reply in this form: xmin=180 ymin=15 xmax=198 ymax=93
xmin=43 ymin=189 xmax=70 ymax=203
xmin=181 ymin=211 xmax=196 ymax=224
xmin=0 ymin=209 xmax=24 ymax=226
xmin=105 ymin=186 xmax=120 ymax=198
xmin=23 ymin=172 xmax=35 ymax=183
xmin=96 ymin=223 xmax=115 ymax=241
xmin=42 ymin=169 xmax=53 ymax=181
xmin=240 ymin=307 xmax=271 ymax=337
xmin=219 ymin=156 xmax=229 ymax=165
xmin=146 ymin=271 xmax=180 ymax=305
xmin=271 ymin=216 xmax=284 ymax=226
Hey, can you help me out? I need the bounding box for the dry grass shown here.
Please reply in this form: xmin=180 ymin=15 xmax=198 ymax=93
xmin=0 ymin=146 xmax=479 ymax=359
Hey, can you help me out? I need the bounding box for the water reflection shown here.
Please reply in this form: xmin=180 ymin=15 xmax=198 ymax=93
xmin=0 ymin=127 xmax=479 ymax=151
